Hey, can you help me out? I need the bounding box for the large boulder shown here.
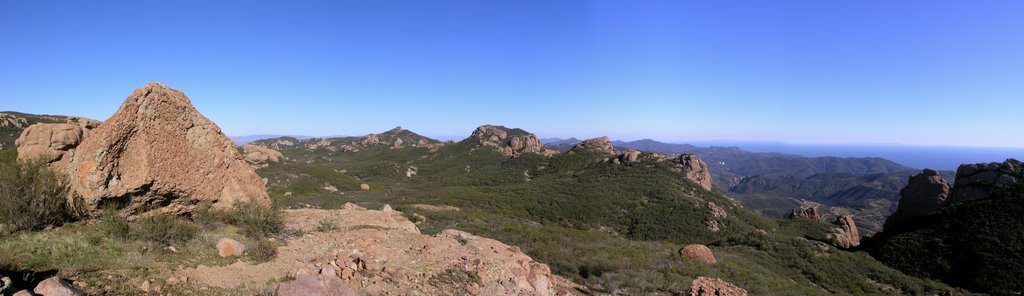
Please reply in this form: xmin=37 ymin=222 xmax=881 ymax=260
xmin=883 ymin=169 xmax=950 ymax=229
xmin=690 ymin=276 xmax=747 ymax=296
xmin=23 ymin=83 xmax=272 ymax=215
xmin=15 ymin=123 xmax=86 ymax=164
xmin=675 ymin=154 xmax=714 ymax=191
xmin=680 ymin=244 xmax=717 ymax=264
xmin=33 ymin=277 xmax=85 ymax=296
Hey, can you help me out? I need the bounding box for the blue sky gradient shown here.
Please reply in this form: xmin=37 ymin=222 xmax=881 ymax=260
xmin=2 ymin=0 xmax=1022 ymax=147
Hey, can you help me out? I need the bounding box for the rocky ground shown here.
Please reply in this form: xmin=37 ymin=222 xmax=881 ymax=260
xmin=176 ymin=203 xmax=582 ymax=295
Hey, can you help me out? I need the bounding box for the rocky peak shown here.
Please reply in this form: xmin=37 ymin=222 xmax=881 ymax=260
xmin=468 ymin=125 xmax=556 ymax=157
xmin=883 ymin=159 xmax=1021 ymax=231
xmin=18 ymin=82 xmax=271 ymax=215
xmin=568 ymin=136 xmax=616 ymax=155
xmin=884 ymin=169 xmax=951 ymax=229
xmin=950 ymin=158 xmax=1021 ymax=203
xmin=674 ymin=154 xmax=714 ymax=191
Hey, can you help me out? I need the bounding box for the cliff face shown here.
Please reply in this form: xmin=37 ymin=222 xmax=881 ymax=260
xmin=16 ymin=83 xmax=270 ymax=215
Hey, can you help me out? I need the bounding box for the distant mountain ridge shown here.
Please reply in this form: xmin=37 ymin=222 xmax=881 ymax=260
xmin=230 ymin=134 xmax=315 ymax=145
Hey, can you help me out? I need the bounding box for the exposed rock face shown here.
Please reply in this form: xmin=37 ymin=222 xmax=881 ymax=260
xmin=469 ymin=125 xmax=556 ymax=157
xmin=674 ymin=154 xmax=714 ymax=191
xmin=950 ymin=158 xmax=1021 ymax=203
xmin=179 ymin=204 xmax=580 ymax=295
xmin=14 ymin=83 xmax=272 ymax=215
xmin=275 ymin=272 xmax=356 ymax=296
xmin=680 ymin=244 xmax=717 ymax=264
xmin=690 ymin=276 xmax=747 ymax=296
xmin=884 ymin=169 xmax=950 ymax=228
xmin=15 ymin=123 xmax=89 ymax=168
xmin=569 ymin=136 xmax=616 ymax=155
xmin=242 ymin=144 xmax=284 ymax=168
xmin=831 ymin=215 xmax=861 ymax=248
xmin=882 ymin=159 xmax=1021 ymax=232
xmin=787 ymin=207 xmax=821 ymax=222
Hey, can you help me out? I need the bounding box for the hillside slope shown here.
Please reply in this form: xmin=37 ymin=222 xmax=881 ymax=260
xmin=252 ymin=127 xmax=958 ymax=295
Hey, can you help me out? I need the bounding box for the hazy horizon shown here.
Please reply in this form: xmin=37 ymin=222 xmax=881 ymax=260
xmin=3 ymin=1 xmax=1023 ymax=148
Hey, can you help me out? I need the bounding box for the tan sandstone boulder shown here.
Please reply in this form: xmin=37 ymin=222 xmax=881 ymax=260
xmin=690 ymin=276 xmax=747 ymax=296
xmin=831 ymin=215 xmax=861 ymax=248
xmin=33 ymin=277 xmax=85 ymax=296
xmin=217 ymin=238 xmax=246 ymax=257
xmin=62 ymin=83 xmax=270 ymax=214
xmin=680 ymin=244 xmax=717 ymax=264
xmin=15 ymin=123 xmax=88 ymax=166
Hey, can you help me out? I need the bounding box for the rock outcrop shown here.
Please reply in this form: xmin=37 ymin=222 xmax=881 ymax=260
xmin=884 ymin=169 xmax=950 ymax=228
xmin=275 ymin=271 xmax=356 ymax=296
xmin=690 ymin=277 xmax=747 ymax=296
xmin=468 ymin=125 xmax=557 ymax=157
xmin=178 ymin=204 xmax=580 ymax=295
xmin=15 ymin=123 xmax=88 ymax=165
xmin=15 ymin=83 xmax=270 ymax=215
xmin=680 ymin=244 xmax=717 ymax=264
xmin=787 ymin=207 xmax=821 ymax=222
xmin=242 ymin=144 xmax=284 ymax=168
xmin=674 ymin=154 xmax=714 ymax=191
xmin=830 ymin=215 xmax=861 ymax=248
xmin=883 ymin=159 xmax=1021 ymax=231
xmin=568 ymin=136 xmax=616 ymax=155
xmin=33 ymin=277 xmax=85 ymax=296
xmin=949 ymin=158 xmax=1021 ymax=203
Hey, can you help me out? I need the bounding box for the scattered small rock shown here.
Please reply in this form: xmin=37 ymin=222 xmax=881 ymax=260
xmin=360 ymin=183 xmax=370 ymax=191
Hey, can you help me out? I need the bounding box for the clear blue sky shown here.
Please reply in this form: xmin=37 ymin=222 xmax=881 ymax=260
xmin=2 ymin=0 xmax=1022 ymax=147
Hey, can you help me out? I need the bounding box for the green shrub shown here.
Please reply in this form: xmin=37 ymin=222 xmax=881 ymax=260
xmin=247 ymin=238 xmax=277 ymax=262
xmin=0 ymin=156 xmax=75 ymax=233
xmin=131 ymin=214 xmax=200 ymax=245
xmin=232 ymin=202 xmax=284 ymax=238
xmin=99 ymin=212 xmax=131 ymax=241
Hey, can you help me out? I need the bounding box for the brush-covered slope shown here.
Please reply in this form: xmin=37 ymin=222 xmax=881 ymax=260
xmin=256 ymin=127 xmax=957 ymax=295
